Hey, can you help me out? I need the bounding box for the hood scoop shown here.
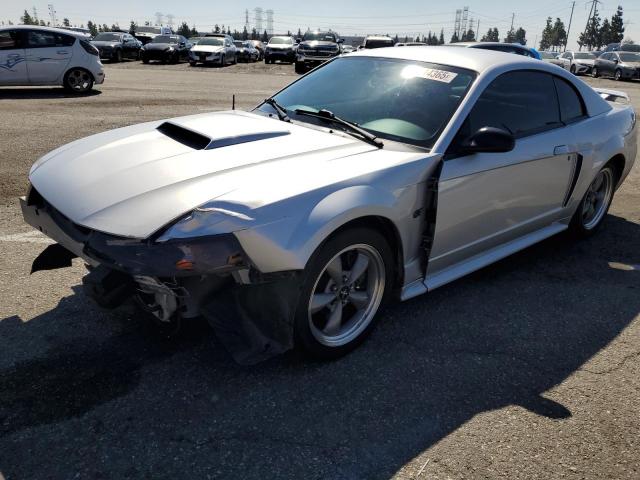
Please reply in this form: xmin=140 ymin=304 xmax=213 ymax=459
xmin=157 ymin=119 xmax=290 ymax=151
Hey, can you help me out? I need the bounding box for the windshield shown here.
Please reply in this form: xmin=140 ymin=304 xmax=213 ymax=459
xmin=619 ymin=53 xmax=640 ymax=62
xmin=574 ymin=52 xmax=595 ymax=60
xmin=365 ymin=39 xmax=395 ymax=49
xmin=234 ymin=41 xmax=245 ymax=47
xmin=152 ymin=35 xmax=178 ymax=44
xmin=260 ymin=57 xmax=475 ymax=148
xmin=269 ymin=37 xmax=293 ymax=45
xmin=303 ymin=32 xmax=337 ymax=42
xmin=93 ymin=33 xmax=121 ymax=42
xmin=199 ymin=38 xmax=224 ymax=46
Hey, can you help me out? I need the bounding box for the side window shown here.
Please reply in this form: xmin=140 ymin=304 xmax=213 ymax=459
xmin=459 ymin=71 xmax=561 ymax=141
xmin=553 ymin=76 xmax=586 ymax=124
xmin=0 ymin=30 xmax=19 ymax=50
xmin=27 ymin=30 xmax=75 ymax=48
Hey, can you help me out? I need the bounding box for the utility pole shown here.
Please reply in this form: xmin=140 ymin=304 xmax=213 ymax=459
xmin=565 ymin=1 xmax=575 ymax=52
xmin=510 ymin=12 xmax=515 ymax=32
xmin=580 ymin=0 xmax=599 ymax=51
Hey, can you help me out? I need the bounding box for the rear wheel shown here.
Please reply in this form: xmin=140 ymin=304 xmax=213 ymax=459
xmin=63 ymin=68 xmax=94 ymax=94
xmin=570 ymin=166 xmax=616 ymax=237
xmin=219 ymin=54 xmax=225 ymax=67
xmin=615 ymin=69 xmax=623 ymax=81
xmin=591 ymin=67 xmax=599 ymax=78
xmin=114 ymin=49 xmax=122 ymax=63
xmin=294 ymin=228 xmax=393 ymax=360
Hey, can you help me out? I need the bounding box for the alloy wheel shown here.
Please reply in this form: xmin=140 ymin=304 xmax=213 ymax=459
xmin=308 ymin=244 xmax=385 ymax=347
xmin=66 ymin=69 xmax=92 ymax=93
xmin=582 ymin=168 xmax=614 ymax=230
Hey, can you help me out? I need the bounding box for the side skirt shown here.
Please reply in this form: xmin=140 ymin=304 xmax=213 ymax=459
xmin=399 ymin=222 xmax=568 ymax=301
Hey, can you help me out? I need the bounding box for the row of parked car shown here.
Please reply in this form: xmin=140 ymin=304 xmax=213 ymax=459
xmin=541 ymin=48 xmax=640 ymax=81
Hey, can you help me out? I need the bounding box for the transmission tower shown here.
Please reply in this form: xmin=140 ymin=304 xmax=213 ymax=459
xmin=266 ymin=9 xmax=274 ymax=36
xmin=48 ymin=3 xmax=57 ymax=26
xmin=461 ymin=6 xmax=469 ymax=37
xmin=166 ymin=13 xmax=175 ymax=28
xmin=454 ymin=9 xmax=462 ymax=39
xmin=254 ymin=7 xmax=263 ymax=33
xmin=155 ymin=12 xmax=164 ymax=26
xmin=32 ymin=7 xmax=38 ymax=23
xmin=244 ymin=9 xmax=250 ymax=31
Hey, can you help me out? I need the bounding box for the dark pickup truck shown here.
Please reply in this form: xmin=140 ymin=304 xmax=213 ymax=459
xmin=295 ymin=31 xmax=343 ymax=74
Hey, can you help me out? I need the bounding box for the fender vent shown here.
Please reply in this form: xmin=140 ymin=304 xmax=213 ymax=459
xmin=157 ymin=122 xmax=211 ymax=150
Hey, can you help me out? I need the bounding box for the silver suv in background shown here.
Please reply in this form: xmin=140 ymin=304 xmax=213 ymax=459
xmin=0 ymin=25 xmax=105 ymax=93
xmin=265 ymin=36 xmax=296 ymax=64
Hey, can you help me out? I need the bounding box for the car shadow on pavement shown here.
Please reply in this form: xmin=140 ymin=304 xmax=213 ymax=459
xmin=0 ymin=88 xmax=102 ymax=99
xmin=0 ymin=214 xmax=638 ymax=479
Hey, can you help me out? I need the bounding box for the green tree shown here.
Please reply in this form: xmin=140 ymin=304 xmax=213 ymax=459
xmin=214 ymin=24 xmax=220 ymax=33
xmin=551 ymin=18 xmax=567 ymax=50
xmin=251 ymin=28 xmax=257 ymax=40
xmin=514 ymin=27 xmax=526 ymax=45
xmin=481 ymin=27 xmax=499 ymax=42
xmin=177 ymin=21 xmax=190 ymax=37
xmin=110 ymin=23 xmax=119 ymax=31
xmin=504 ymin=28 xmax=516 ymax=43
xmin=262 ymin=29 xmax=269 ymax=42
xmin=439 ymin=29 xmax=445 ymax=44
xmin=242 ymin=26 xmax=249 ymax=40
xmin=21 ymin=10 xmax=34 ymax=25
xmin=129 ymin=20 xmax=137 ymax=35
xmin=539 ymin=17 xmax=553 ymax=50
xmin=450 ymin=32 xmax=459 ymax=43
xmin=191 ymin=25 xmax=198 ymax=37
xmin=578 ymin=9 xmax=601 ymax=50
xmin=87 ymin=20 xmax=98 ymax=37
xmin=62 ymin=17 xmax=70 ymax=27
xmin=610 ymin=6 xmax=624 ymax=44
xmin=599 ymin=18 xmax=612 ymax=47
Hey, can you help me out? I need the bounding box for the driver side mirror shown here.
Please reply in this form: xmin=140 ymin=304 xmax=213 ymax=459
xmin=461 ymin=127 xmax=515 ymax=154
xmin=613 ymin=58 xmax=619 ymax=63
xmin=338 ymin=38 xmax=344 ymax=43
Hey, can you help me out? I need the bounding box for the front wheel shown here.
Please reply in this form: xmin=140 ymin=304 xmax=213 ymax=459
xmin=63 ymin=68 xmax=94 ymax=94
xmin=294 ymin=228 xmax=394 ymax=360
xmin=591 ymin=67 xmax=599 ymax=78
xmin=570 ymin=166 xmax=616 ymax=237
xmin=614 ymin=69 xmax=623 ymax=81
xmin=114 ymin=49 xmax=122 ymax=63
xmin=570 ymin=64 xmax=576 ymax=74
xmin=295 ymin=61 xmax=306 ymax=74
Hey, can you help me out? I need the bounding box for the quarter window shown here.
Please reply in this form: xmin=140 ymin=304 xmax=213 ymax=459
xmin=0 ymin=30 xmax=19 ymax=50
xmin=459 ymin=71 xmax=562 ymax=140
xmin=553 ymin=76 xmax=586 ymax=123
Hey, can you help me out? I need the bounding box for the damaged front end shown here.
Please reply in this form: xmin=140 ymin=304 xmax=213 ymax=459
xmin=21 ymin=187 xmax=302 ymax=364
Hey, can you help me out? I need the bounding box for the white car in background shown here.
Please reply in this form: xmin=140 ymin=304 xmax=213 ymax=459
xmin=189 ymin=34 xmax=236 ymax=67
xmin=0 ymin=25 xmax=104 ymax=93
xmin=552 ymin=51 xmax=597 ymax=75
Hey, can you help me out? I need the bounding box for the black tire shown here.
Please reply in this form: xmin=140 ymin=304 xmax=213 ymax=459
xmin=591 ymin=67 xmax=599 ymax=78
xmin=142 ymin=57 xmax=149 ymax=64
xmin=62 ymin=68 xmax=94 ymax=94
xmin=615 ymin=69 xmax=623 ymax=81
xmin=295 ymin=61 xmax=306 ymax=74
xmin=114 ymin=49 xmax=122 ymax=63
xmin=570 ymin=64 xmax=576 ymax=75
xmin=569 ymin=165 xmax=616 ymax=238
xmin=219 ymin=54 xmax=225 ymax=67
xmin=293 ymin=227 xmax=394 ymax=360
xmin=189 ymin=61 xmax=197 ymax=67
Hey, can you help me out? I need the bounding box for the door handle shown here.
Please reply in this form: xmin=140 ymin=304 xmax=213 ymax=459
xmin=554 ymin=145 xmax=570 ymax=155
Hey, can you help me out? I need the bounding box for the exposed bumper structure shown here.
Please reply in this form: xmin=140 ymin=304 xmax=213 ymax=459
xmin=21 ymin=187 xmax=303 ymax=364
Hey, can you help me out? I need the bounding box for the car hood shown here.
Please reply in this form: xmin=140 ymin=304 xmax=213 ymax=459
xmin=28 ymin=111 xmax=392 ymax=239
xmin=576 ymin=59 xmax=595 ymax=65
xmin=300 ymin=40 xmax=338 ymax=49
xmin=91 ymin=41 xmax=119 ymax=48
xmin=621 ymin=61 xmax=640 ymax=68
xmin=192 ymin=45 xmax=223 ymax=53
xmin=145 ymin=43 xmax=175 ymax=50
xmin=268 ymin=44 xmax=294 ymax=49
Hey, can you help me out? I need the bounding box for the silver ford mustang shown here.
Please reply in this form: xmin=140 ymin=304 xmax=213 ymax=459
xmin=21 ymin=47 xmax=637 ymax=363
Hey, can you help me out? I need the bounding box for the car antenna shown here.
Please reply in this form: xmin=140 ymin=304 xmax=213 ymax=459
xmin=232 ymin=94 xmax=235 ymax=110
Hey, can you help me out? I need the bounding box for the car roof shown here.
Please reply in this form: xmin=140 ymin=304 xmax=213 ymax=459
xmin=365 ymin=36 xmax=393 ymax=40
xmin=2 ymin=24 xmax=87 ymax=38
xmin=350 ymin=45 xmax=540 ymax=73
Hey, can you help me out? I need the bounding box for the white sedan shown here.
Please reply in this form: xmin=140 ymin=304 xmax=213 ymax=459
xmin=21 ymin=47 xmax=637 ymax=363
xmin=0 ymin=25 xmax=104 ymax=93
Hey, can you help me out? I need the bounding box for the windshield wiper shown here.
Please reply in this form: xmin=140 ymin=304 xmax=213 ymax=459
xmin=263 ymin=98 xmax=290 ymax=122
xmin=294 ymin=109 xmax=383 ymax=148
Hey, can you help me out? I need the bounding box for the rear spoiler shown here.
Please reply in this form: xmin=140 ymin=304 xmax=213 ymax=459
xmin=593 ymin=87 xmax=630 ymax=103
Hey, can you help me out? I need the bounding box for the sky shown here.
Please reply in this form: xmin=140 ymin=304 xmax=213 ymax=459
xmin=1 ymin=0 xmax=638 ymax=49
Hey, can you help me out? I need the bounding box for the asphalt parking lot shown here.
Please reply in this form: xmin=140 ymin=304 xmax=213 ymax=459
xmin=0 ymin=61 xmax=639 ymax=480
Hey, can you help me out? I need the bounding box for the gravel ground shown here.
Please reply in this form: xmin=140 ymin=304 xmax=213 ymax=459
xmin=0 ymin=61 xmax=639 ymax=480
